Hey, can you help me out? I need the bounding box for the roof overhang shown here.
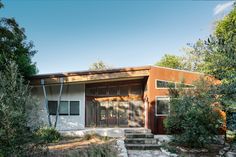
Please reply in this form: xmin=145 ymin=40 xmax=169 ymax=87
xmin=30 ymin=66 xmax=150 ymax=86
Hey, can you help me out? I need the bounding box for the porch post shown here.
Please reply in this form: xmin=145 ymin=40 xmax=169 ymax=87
xmin=54 ymin=77 xmax=64 ymax=128
xmin=144 ymin=96 xmax=149 ymax=129
xmin=41 ymin=79 xmax=52 ymax=127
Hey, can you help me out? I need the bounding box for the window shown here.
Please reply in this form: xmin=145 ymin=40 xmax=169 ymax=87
xmin=176 ymin=83 xmax=194 ymax=88
xmin=86 ymin=88 xmax=97 ymax=96
xmin=108 ymin=86 xmax=118 ymax=96
xmin=70 ymin=101 xmax=80 ymax=115
xmin=48 ymin=100 xmax=80 ymax=115
xmin=97 ymin=87 xmax=107 ymax=96
xmin=156 ymin=80 xmax=175 ymax=88
xmin=48 ymin=101 xmax=57 ymax=115
xmin=59 ymin=101 xmax=69 ymax=115
xmin=130 ymin=85 xmax=142 ymax=95
xmin=120 ymin=86 xmax=129 ymax=96
xmin=155 ymin=97 xmax=170 ymax=116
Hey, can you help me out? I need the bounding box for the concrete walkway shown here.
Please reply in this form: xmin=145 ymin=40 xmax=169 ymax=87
xmin=128 ymin=150 xmax=169 ymax=157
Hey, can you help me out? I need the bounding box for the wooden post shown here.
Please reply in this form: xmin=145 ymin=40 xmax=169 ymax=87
xmin=145 ymin=96 xmax=149 ymax=129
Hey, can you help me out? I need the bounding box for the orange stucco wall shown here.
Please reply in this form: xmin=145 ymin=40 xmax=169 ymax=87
xmin=146 ymin=66 xmax=203 ymax=134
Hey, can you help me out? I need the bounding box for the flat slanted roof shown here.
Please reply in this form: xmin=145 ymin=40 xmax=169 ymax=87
xmin=30 ymin=66 xmax=151 ymax=85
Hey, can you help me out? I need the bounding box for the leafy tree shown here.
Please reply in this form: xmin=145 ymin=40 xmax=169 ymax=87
xmin=0 ymin=62 xmax=39 ymax=156
xmin=165 ymin=79 xmax=224 ymax=148
xmin=181 ymin=39 xmax=207 ymax=72
xmin=203 ymin=5 xmax=236 ymax=111
xmin=89 ymin=60 xmax=112 ymax=71
xmin=0 ymin=2 xmax=37 ymax=79
xmin=155 ymin=54 xmax=184 ymax=69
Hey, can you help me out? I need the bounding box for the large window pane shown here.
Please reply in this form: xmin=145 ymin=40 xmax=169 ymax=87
xmin=86 ymin=88 xmax=97 ymax=96
xmin=176 ymin=83 xmax=194 ymax=88
xmin=130 ymin=85 xmax=142 ymax=95
xmin=97 ymin=87 xmax=107 ymax=96
xmin=120 ymin=86 xmax=129 ymax=96
xmin=118 ymin=101 xmax=129 ymax=126
xmin=59 ymin=101 xmax=68 ymax=115
xmin=48 ymin=101 xmax=57 ymax=115
xmin=70 ymin=101 xmax=80 ymax=115
xmin=108 ymin=86 xmax=118 ymax=96
xmin=156 ymin=98 xmax=170 ymax=115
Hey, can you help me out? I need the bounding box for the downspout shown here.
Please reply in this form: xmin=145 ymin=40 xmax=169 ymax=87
xmin=54 ymin=77 xmax=64 ymax=128
xmin=41 ymin=79 xmax=52 ymax=127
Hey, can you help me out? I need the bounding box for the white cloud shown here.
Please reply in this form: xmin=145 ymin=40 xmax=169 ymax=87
xmin=214 ymin=1 xmax=234 ymax=15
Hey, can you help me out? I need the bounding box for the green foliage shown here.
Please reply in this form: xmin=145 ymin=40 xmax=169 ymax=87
xmin=86 ymin=143 xmax=117 ymax=157
xmin=35 ymin=127 xmax=61 ymax=143
xmin=0 ymin=2 xmax=37 ymax=78
xmin=165 ymin=79 xmax=224 ymax=148
xmin=181 ymin=39 xmax=207 ymax=72
xmin=203 ymin=5 xmax=236 ymax=110
xmin=155 ymin=54 xmax=184 ymax=69
xmin=52 ymin=143 xmax=117 ymax=157
xmin=0 ymin=62 xmax=37 ymax=156
xmin=89 ymin=60 xmax=112 ymax=71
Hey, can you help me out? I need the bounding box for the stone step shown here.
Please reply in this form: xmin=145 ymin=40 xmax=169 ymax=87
xmin=125 ymin=138 xmax=158 ymax=144
xmin=124 ymin=129 xmax=151 ymax=134
xmin=125 ymin=144 xmax=161 ymax=150
xmin=125 ymin=133 xmax=154 ymax=138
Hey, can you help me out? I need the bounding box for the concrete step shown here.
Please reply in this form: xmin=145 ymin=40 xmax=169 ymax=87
xmin=125 ymin=138 xmax=158 ymax=144
xmin=125 ymin=144 xmax=161 ymax=150
xmin=125 ymin=133 xmax=154 ymax=138
xmin=124 ymin=129 xmax=151 ymax=134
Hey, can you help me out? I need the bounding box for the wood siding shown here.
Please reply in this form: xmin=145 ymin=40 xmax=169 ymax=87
xmin=146 ymin=66 xmax=203 ymax=134
xmin=85 ymin=80 xmax=146 ymax=127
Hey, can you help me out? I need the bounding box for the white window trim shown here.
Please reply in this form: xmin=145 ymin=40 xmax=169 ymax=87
xmin=155 ymin=79 xmax=176 ymax=89
xmin=155 ymin=96 xmax=170 ymax=116
xmin=155 ymin=79 xmax=195 ymax=89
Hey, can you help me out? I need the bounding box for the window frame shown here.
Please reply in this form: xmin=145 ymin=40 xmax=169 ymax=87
xmin=48 ymin=101 xmax=57 ymax=115
xmin=86 ymin=87 xmax=97 ymax=96
xmin=129 ymin=84 xmax=142 ymax=96
xmin=155 ymin=96 xmax=170 ymax=116
xmin=155 ymin=79 xmax=176 ymax=89
xmin=59 ymin=101 xmax=69 ymax=115
xmin=107 ymin=86 xmax=118 ymax=96
xmin=155 ymin=79 xmax=195 ymax=89
xmin=97 ymin=86 xmax=108 ymax=96
xmin=69 ymin=101 xmax=80 ymax=116
xmin=119 ymin=85 xmax=129 ymax=96
xmin=48 ymin=100 xmax=80 ymax=116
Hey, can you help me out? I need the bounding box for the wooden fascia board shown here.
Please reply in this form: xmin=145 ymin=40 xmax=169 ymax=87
xmin=30 ymin=70 xmax=149 ymax=85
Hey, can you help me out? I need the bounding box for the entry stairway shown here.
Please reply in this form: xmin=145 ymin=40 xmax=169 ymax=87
xmin=124 ymin=129 xmax=161 ymax=150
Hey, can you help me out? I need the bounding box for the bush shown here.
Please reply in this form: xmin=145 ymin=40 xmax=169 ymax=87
xmin=49 ymin=142 xmax=118 ymax=157
xmin=165 ymin=79 xmax=224 ymax=148
xmin=0 ymin=62 xmax=39 ymax=157
xmin=35 ymin=127 xmax=61 ymax=143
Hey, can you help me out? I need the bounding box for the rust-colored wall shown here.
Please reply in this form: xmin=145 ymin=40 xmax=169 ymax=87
xmin=147 ymin=66 xmax=203 ymax=134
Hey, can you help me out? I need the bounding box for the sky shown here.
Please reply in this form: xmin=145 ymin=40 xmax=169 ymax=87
xmin=1 ymin=0 xmax=234 ymax=74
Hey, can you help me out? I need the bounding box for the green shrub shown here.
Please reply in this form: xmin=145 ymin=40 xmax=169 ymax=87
xmin=165 ymin=79 xmax=224 ymax=148
xmin=47 ymin=141 xmax=117 ymax=157
xmin=35 ymin=127 xmax=61 ymax=143
xmin=0 ymin=62 xmax=40 ymax=157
